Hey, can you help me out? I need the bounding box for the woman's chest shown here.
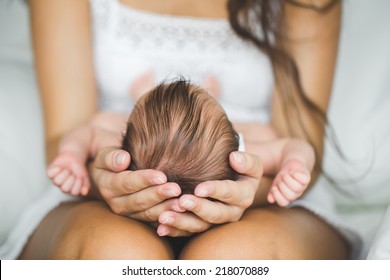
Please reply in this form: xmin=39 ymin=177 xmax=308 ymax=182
xmin=90 ymin=0 xmax=274 ymax=122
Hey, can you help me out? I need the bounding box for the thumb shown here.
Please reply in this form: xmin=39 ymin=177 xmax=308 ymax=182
xmin=94 ymin=146 xmax=131 ymax=172
xmin=229 ymin=151 xmax=263 ymax=180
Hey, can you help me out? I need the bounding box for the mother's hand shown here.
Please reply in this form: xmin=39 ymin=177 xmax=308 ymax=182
xmin=90 ymin=147 xmax=182 ymax=221
xmin=157 ymin=151 xmax=264 ymax=237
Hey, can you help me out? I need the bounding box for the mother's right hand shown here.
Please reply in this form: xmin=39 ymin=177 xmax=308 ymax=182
xmin=90 ymin=147 xmax=182 ymax=221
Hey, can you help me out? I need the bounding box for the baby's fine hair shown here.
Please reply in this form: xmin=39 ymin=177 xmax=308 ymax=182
xmin=122 ymin=79 xmax=239 ymax=194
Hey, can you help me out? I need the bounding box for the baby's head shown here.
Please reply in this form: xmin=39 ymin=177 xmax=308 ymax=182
xmin=122 ymin=79 xmax=239 ymax=194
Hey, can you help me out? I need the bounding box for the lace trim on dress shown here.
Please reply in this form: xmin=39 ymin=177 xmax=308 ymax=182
xmin=91 ymin=0 xmax=251 ymax=52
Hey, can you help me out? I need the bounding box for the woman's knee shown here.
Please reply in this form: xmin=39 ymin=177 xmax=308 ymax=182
xmin=24 ymin=201 xmax=173 ymax=259
xmin=58 ymin=201 xmax=173 ymax=259
xmin=180 ymin=209 xmax=283 ymax=259
xmin=180 ymin=207 xmax=348 ymax=260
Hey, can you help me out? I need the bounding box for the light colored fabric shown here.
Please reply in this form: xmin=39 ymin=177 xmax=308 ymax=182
xmin=283 ymin=0 xmax=390 ymax=259
xmin=367 ymin=204 xmax=390 ymax=259
xmin=318 ymin=0 xmax=390 ymax=258
xmin=90 ymin=0 xmax=274 ymax=123
xmin=291 ymin=0 xmax=390 ymax=259
xmin=0 ymin=0 xmax=48 ymax=246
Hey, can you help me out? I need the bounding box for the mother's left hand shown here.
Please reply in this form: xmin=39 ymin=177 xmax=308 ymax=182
xmin=156 ymin=151 xmax=264 ymax=237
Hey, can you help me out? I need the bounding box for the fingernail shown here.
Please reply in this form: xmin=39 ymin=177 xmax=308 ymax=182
xmin=181 ymin=199 xmax=195 ymax=209
xmin=114 ymin=153 xmax=126 ymax=166
xmin=196 ymin=189 xmax=208 ymax=197
xmin=151 ymin=177 xmax=166 ymax=185
xmin=157 ymin=227 xmax=169 ymax=236
xmin=232 ymin=152 xmax=245 ymax=165
xmin=171 ymin=204 xmax=184 ymax=212
xmin=164 ymin=189 xmax=179 ymax=197
xmin=162 ymin=216 xmax=175 ymax=225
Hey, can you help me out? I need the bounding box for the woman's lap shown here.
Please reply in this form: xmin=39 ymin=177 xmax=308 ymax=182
xmin=19 ymin=202 xmax=349 ymax=259
xmin=180 ymin=206 xmax=349 ymax=259
xmin=19 ymin=201 xmax=174 ymax=259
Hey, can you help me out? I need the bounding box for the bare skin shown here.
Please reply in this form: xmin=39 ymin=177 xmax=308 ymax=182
xmin=181 ymin=207 xmax=348 ymax=260
xmin=20 ymin=206 xmax=348 ymax=260
xmin=23 ymin=0 xmax=348 ymax=259
xmin=20 ymin=201 xmax=174 ymax=259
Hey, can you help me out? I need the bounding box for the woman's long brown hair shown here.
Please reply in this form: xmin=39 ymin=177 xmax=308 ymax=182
xmin=227 ymin=0 xmax=341 ymax=178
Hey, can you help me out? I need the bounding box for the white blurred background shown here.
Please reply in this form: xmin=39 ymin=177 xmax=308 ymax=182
xmin=0 ymin=0 xmax=47 ymax=246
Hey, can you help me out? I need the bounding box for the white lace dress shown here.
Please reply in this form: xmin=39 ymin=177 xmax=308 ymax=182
xmin=0 ymin=0 xmax=361 ymax=259
xmin=91 ymin=0 xmax=274 ymax=123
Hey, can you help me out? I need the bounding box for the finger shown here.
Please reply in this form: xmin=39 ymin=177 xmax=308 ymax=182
xmin=110 ymin=182 xmax=181 ymax=216
xmin=272 ymin=171 xmax=285 ymax=186
xmin=72 ymin=178 xmax=85 ymax=195
xmin=156 ymin=224 xmax=193 ymax=237
xmin=98 ymin=168 xmax=168 ymax=199
xmin=61 ymin=175 xmax=76 ymax=193
xmin=267 ymin=191 xmax=276 ymax=203
xmin=158 ymin=210 xmax=211 ymax=233
xmin=281 ymin=174 xmax=304 ymax=193
xmin=47 ymin=166 xmax=61 ymax=178
xmin=81 ymin=178 xmax=90 ymax=196
xmin=271 ymin=187 xmax=290 ymax=207
xmin=70 ymin=178 xmax=82 ymax=196
xmin=195 ymin=179 xmax=254 ymax=209
xmin=278 ymin=181 xmax=299 ymax=201
xmin=129 ymin=198 xmax=184 ymax=222
xmin=179 ymin=195 xmax=242 ymax=224
xmin=229 ymin=151 xmax=263 ymax=179
xmin=71 ymin=163 xmax=88 ymax=178
xmin=53 ymin=170 xmax=70 ymax=186
xmin=291 ymin=171 xmax=311 ymax=185
xmin=94 ymin=146 xmax=131 ymax=172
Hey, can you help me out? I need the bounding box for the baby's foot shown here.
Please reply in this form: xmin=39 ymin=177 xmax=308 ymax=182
xmin=47 ymin=151 xmax=90 ymax=196
xmin=268 ymin=159 xmax=311 ymax=207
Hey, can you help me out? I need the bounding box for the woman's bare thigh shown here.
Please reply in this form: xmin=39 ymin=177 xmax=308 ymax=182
xmin=180 ymin=206 xmax=349 ymax=260
xmin=19 ymin=201 xmax=173 ymax=259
